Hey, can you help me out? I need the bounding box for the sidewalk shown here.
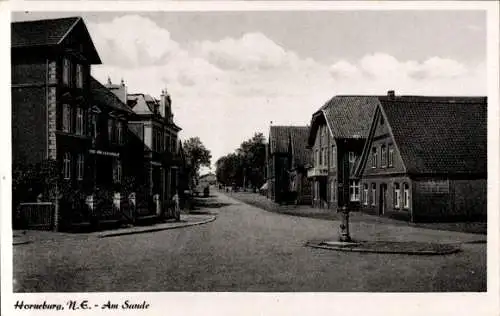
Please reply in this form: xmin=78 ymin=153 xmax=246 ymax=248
xmin=226 ymin=190 xmax=487 ymax=235
xmin=13 ymin=213 xmax=216 ymax=244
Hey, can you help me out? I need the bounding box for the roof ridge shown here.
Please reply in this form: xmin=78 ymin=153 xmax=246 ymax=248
xmin=12 ymin=16 xmax=81 ymax=24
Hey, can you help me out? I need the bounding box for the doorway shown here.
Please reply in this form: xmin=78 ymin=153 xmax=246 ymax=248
xmin=379 ymin=183 xmax=387 ymax=215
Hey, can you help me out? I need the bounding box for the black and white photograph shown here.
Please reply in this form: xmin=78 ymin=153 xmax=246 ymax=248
xmin=2 ymin=1 xmax=499 ymax=315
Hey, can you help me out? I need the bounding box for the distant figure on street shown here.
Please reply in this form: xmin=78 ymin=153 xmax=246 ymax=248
xmin=172 ymin=192 xmax=180 ymax=221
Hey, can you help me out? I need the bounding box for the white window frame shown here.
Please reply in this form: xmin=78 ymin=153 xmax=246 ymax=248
xmin=62 ymin=58 xmax=71 ymax=86
xmin=388 ymin=145 xmax=394 ymax=167
xmin=381 ymin=145 xmax=387 ymax=167
xmin=76 ymin=64 xmax=83 ymax=88
xmin=349 ymin=180 xmax=360 ymax=202
xmin=403 ymin=183 xmax=410 ymax=209
xmin=76 ymin=107 xmax=84 ymax=135
xmin=113 ymin=158 xmax=122 ymax=183
xmin=63 ymin=152 xmax=71 ymax=180
xmin=371 ymin=183 xmax=376 ymax=206
xmin=117 ymin=121 xmax=123 ymax=145
xmin=394 ymin=183 xmax=401 ymax=209
xmin=372 ymin=147 xmax=377 ymax=168
xmin=349 ymin=151 xmax=356 ymax=164
xmin=92 ymin=113 xmax=98 ymax=140
xmin=62 ymin=104 xmax=72 ymax=133
xmin=77 ymin=154 xmax=84 ymax=180
xmin=331 ymin=145 xmax=336 ymax=170
xmin=363 ymin=184 xmax=368 ymax=205
xmin=108 ymin=118 xmax=114 ymax=143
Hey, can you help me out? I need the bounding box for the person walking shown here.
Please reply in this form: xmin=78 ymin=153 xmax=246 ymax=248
xmin=172 ymin=191 xmax=181 ymax=221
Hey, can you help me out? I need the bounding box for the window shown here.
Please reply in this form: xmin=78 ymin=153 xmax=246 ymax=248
xmin=113 ymin=158 xmax=122 ymax=183
xmin=92 ymin=113 xmax=98 ymax=140
xmin=63 ymin=152 xmax=71 ymax=180
xmin=331 ymin=146 xmax=336 ymax=169
xmin=371 ymin=183 xmax=376 ymax=206
xmin=394 ymin=183 xmax=401 ymax=208
xmin=117 ymin=121 xmax=123 ymax=145
xmin=371 ymin=147 xmax=377 ymax=168
xmin=348 ymin=151 xmax=356 ymax=171
xmin=349 ymin=180 xmax=360 ymax=202
xmin=330 ymin=180 xmax=336 ymax=202
xmin=77 ymin=154 xmax=84 ymax=180
xmin=62 ymin=58 xmax=71 ymax=86
xmin=108 ymin=118 xmax=114 ymax=142
xmin=76 ymin=64 xmax=83 ymax=88
xmin=75 ymin=108 xmax=84 ymax=135
xmin=403 ymin=183 xmax=410 ymax=209
xmin=319 ymin=148 xmax=323 ymax=165
xmin=363 ymin=184 xmax=368 ymax=205
xmin=381 ymin=145 xmax=387 ymax=167
xmin=388 ymin=144 xmax=394 ymax=167
xmin=349 ymin=152 xmax=355 ymax=164
xmin=62 ymin=104 xmax=72 ymax=133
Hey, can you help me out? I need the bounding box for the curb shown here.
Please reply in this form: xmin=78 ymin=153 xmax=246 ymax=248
xmin=13 ymin=240 xmax=32 ymax=246
xmin=98 ymin=215 xmax=216 ymax=238
xmin=305 ymin=241 xmax=462 ymax=256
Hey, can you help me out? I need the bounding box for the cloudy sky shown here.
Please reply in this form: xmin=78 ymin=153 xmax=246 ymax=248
xmin=13 ymin=10 xmax=487 ymax=170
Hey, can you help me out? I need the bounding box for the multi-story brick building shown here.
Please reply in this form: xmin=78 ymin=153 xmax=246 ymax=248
xmin=119 ymin=86 xmax=182 ymax=207
xmin=353 ymin=93 xmax=487 ymax=222
xmin=307 ymin=96 xmax=378 ymax=209
xmin=11 ymin=17 xmax=139 ymax=228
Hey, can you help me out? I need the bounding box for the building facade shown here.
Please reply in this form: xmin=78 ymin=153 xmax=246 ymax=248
xmin=120 ymin=87 xmax=182 ymax=209
xmin=11 ymin=17 xmax=132 ymax=229
xmin=266 ymin=125 xmax=311 ymax=204
xmin=307 ymin=96 xmax=378 ymax=210
xmin=354 ymin=93 xmax=487 ymax=222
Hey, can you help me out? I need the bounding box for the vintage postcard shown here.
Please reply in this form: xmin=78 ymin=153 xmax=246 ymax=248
xmin=1 ymin=1 xmax=499 ymax=315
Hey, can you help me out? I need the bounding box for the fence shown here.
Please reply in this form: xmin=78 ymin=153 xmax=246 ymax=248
xmin=16 ymin=202 xmax=54 ymax=231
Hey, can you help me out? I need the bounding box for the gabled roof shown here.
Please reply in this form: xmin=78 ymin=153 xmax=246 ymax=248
xmin=290 ymin=127 xmax=311 ymax=168
xmin=90 ymin=77 xmax=134 ymax=115
xmin=269 ymin=125 xmax=308 ymax=155
xmin=12 ymin=17 xmax=101 ymax=64
xmin=308 ymin=96 xmax=379 ymax=146
xmin=356 ymin=96 xmax=487 ymax=176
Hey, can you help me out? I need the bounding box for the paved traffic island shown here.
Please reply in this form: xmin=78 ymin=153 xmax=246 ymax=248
xmin=306 ymin=239 xmax=462 ymax=255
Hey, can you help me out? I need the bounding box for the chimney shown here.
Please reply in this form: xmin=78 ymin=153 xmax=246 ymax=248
xmin=159 ymin=89 xmax=166 ymax=118
xmin=105 ymin=77 xmax=127 ymax=104
xmin=387 ymin=90 xmax=395 ymax=99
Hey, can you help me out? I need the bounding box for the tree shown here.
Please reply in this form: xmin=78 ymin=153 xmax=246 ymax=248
xmin=183 ymin=137 xmax=212 ymax=177
xmin=215 ymin=132 xmax=266 ymax=189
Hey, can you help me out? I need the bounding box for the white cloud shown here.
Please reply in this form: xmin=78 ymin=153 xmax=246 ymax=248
xmin=327 ymin=53 xmax=485 ymax=96
xmin=88 ymin=15 xmax=486 ymax=165
xmin=191 ymin=32 xmax=302 ymax=72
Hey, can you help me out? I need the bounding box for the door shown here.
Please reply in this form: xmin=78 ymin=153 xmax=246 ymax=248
xmin=379 ymin=183 xmax=387 ymax=215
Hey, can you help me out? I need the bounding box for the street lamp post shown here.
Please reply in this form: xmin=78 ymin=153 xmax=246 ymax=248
xmin=338 ymin=178 xmax=352 ymax=242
